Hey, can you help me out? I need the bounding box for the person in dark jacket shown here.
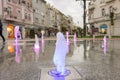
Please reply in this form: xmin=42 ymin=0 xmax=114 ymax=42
xmin=0 ymin=20 xmax=5 ymax=42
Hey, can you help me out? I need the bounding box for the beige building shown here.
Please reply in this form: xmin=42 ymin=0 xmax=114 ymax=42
xmin=45 ymin=4 xmax=74 ymax=36
xmin=88 ymin=0 xmax=120 ymax=37
xmin=32 ymin=0 xmax=46 ymax=37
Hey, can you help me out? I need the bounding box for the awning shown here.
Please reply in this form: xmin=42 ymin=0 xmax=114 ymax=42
xmin=100 ymin=25 xmax=108 ymax=28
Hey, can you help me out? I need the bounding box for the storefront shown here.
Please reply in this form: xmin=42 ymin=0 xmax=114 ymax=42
xmin=7 ymin=24 xmax=14 ymax=39
xmin=100 ymin=25 xmax=108 ymax=34
xmin=7 ymin=24 xmax=23 ymax=39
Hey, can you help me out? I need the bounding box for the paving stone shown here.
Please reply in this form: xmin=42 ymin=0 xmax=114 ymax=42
xmin=40 ymin=66 xmax=81 ymax=80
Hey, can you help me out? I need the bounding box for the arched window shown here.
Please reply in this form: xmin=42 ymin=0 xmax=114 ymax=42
xmin=100 ymin=0 xmax=105 ymax=3
xmin=17 ymin=10 xmax=21 ymax=19
xmin=109 ymin=6 xmax=113 ymax=13
xmin=102 ymin=8 xmax=105 ymax=16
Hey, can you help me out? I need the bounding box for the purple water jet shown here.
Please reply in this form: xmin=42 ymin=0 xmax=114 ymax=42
xmin=14 ymin=26 xmax=21 ymax=63
xmin=14 ymin=39 xmax=21 ymax=63
xmin=34 ymin=46 xmax=40 ymax=62
xmin=34 ymin=34 xmax=40 ymax=49
xmin=66 ymin=31 xmax=70 ymax=45
xmin=34 ymin=34 xmax=40 ymax=62
xmin=103 ymin=35 xmax=107 ymax=55
xmin=14 ymin=26 xmax=21 ymax=40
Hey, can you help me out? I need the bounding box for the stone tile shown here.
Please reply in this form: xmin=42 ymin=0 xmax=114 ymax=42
xmin=40 ymin=66 xmax=81 ymax=80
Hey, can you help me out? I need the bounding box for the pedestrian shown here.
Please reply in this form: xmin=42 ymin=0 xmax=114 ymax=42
xmin=0 ymin=20 xmax=5 ymax=42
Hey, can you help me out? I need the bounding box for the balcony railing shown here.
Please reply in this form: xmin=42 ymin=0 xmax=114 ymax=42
xmin=4 ymin=14 xmax=22 ymax=22
xmin=106 ymin=0 xmax=115 ymax=3
xmin=88 ymin=4 xmax=95 ymax=10
xmin=88 ymin=1 xmax=96 ymax=10
xmin=88 ymin=16 xmax=110 ymax=24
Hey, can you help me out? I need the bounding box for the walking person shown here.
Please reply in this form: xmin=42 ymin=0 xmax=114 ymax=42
xmin=0 ymin=20 xmax=5 ymax=42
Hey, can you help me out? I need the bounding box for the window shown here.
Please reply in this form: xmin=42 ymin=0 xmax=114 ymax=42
xmin=8 ymin=0 xmax=11 ymax=2
xmin=93 ymin=0 xmax=96 ymax=2
xmin=109 ymin=6 xmax=113 ymax=13
xmin=27 ymin=3 xmax=30 ymax=8
xmin=12 ymin=0 xmax=17 ymax=4
xmin=25 ymin=13 xmax=27 ymax=19
xmin=28 ymin=14 xmax=31 ymax=20
xmin=36 ymin=0 xmax=38 ymax=3
xmin=17 ymin=10 xmax=21 ymax=19
xmin=100 ymin=0 xmax=105 ymax=3
xmin=18 ymin=0 xmax=21 ymax=4
xmin=7 ymin=7 xmax=12 ymax=15
xmin=102 ymin=8 xmax=105 ymax=16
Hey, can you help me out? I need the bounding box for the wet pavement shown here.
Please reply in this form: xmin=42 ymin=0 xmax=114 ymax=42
xmin=0 ymin=39 xmax=120 ymax=80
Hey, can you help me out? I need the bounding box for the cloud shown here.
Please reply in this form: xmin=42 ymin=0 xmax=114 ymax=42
xmin=45 ymin=0 xmax=85 ymax=28
xmin=45 ymin=0 xmax=54 ymax=5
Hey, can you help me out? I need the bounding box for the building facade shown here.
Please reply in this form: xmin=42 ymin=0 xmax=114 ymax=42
xmin=32 ymin=0 xmax=46 ymax=37
xmin=88 ymin=0 xmax=120 ymax=37
xmin=0 ymin=0 xmax=33 ymax=39
xmin=0 ymin=0 xmax=74 ymax=39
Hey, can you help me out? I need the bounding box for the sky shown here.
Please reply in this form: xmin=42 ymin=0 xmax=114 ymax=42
xmin=45 ymin=0 xmax=88 ymax=28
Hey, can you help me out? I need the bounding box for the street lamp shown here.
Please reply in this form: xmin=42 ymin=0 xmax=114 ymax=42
xmin=105 ymin=7 xmax=117 ymax=38
xmin=76 ymin=0 xmax=87 ymax=36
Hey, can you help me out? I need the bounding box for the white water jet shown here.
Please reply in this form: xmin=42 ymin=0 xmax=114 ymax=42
xmin=74 ymin=33 xmax=77 ymax=47
xmin=48 ymin=32 xmax=70 ymax=77
xmin=66 ymin=31 xmax=70 ymax=45
xmin=41 ymin=30 xmax=45 ymax=43
xmin=15 ymin=40 xmax=21 ymax=63
xmin=103 ymin=35 xmax=107 ymax=55
xmin=34 ymin=34 xmax=40 ymax=49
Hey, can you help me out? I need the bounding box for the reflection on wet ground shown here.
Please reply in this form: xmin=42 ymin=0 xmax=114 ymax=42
xmin=0 ymin=40 xmax=120 ymax=80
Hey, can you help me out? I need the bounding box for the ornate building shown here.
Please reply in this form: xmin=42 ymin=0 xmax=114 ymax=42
xmin=0 ymin=0 xmax=33 ymax=39
xmin=88 ymin=0 xmax=120 ymax=37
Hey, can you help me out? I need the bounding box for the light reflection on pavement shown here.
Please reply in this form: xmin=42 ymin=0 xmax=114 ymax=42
xmin=0 ymin=40 xmax=120 ymax=80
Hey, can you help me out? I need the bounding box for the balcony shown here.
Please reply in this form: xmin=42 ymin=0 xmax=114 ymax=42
xmin=88 ymin=4 xmax=95 ymax=10
xmin=88 ymin=2 xmax=95 ymax=10
xmin=106 ymin=0 xmax=115 ymax=3
xmin=88 ymin=16 xmax=109 ymax=24
xmin=4 ymin=14 xmax=21 ymax=22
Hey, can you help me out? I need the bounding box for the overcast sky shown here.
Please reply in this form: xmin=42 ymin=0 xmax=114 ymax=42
xmin=45 ymin=0 xmax=88 ymax=28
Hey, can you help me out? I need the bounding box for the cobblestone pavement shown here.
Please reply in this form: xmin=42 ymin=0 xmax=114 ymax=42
xmin=0 ymin=39 xmax=120 ymax=80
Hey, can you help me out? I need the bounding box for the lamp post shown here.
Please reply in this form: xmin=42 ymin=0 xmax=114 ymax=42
xmin=76 ymin=0 xmax=87 ymax=36
xmin=108 ymin=12 xmax=114 ymax=38
xmin=106 ymin=7 xmax=117 ymax=38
